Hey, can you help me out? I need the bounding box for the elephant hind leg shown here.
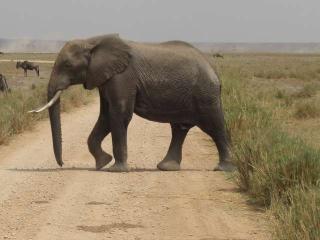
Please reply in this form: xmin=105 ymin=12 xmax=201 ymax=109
xmin=157 ymin=123 xmax=192 ymax=171
xmin=87 ymin=97 xmax=112 ymax=170
xmin=197 ymin=107 xmax=235 ymax=172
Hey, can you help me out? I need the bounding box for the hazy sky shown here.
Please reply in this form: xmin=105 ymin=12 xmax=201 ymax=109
xmin=1 ymin=0 xmax=319 ymax=42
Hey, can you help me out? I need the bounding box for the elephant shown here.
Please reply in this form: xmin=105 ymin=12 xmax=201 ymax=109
xmin=30 ymin=34 xmax=234 ymax=172
xmin=16 ymin=61 xmax=40 ymax=77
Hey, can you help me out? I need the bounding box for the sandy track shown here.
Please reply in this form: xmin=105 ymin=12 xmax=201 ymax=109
xmin=0 ymin=98 xmax=269 ymax=240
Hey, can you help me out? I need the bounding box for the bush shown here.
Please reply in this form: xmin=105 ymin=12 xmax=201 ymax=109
xmin=292 ymin=84 xmax=318 ymax=98
xmin=275 ymin=89 xmax=287 ymax=99
xmin=275 ymin=89 xmax=294 ymax=106
xmin=294 ymin=101 xmax=320 ymax=119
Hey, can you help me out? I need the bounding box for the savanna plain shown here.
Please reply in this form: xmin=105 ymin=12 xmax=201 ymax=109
xmin=0 ymin=52 xmax=319 ymax=239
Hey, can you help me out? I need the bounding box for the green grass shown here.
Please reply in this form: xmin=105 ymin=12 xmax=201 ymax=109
xmin=211 ymin=54 xmax=320 ymax=240
xmin=0 ymin=84 xmax=94 ymax=145
xmin=273 ymin=187 xmax=320 ymax=240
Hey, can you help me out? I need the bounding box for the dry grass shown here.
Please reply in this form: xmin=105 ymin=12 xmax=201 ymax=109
xmin=210 ymin=53 xmax=320 ymax=240
xmin=273 ymin=187 xmax=320 ymax=240
xmin=0 ymin=84 xmax=94 ymax=145
xmin=292 ymin=84 xmax=319 ymax=98
xmin=294 ymin=101 xmax=320 ymax=119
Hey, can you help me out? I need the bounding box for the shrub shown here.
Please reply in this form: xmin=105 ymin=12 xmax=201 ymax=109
xmin=294 ymin=101 xmax=320 ymax=119
xmin=275 ymin=89 xmax=287 ymax=99
xmin=292 ymin=84 xmax=318 ymax=98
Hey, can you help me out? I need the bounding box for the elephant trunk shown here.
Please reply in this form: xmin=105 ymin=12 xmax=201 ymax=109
xmin=48 ymin=90 xmax=63 ymax=167
xmin=28 ymin=65 xmax=70 ymax=167
xmin=29 ymin=87 xmax=65 ymax=167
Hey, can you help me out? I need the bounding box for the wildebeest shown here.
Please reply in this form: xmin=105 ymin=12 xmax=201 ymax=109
xmin=0 ymin=51 xmax=4 ymax=54
xmin=212 ymin=53 xmax=224 ymax=58
xmin=16 ymin=61 xmax=40 ymax=77
xmin=0 ymin=74 xmax=10 ymax=94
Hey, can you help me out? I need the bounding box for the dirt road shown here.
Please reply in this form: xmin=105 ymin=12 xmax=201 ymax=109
xmin=0 ymin=98 xmax=269 ymax=240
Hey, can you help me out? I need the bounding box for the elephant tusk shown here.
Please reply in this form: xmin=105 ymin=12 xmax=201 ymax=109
xmin=28 ymin=90 xmax=62 ymax=113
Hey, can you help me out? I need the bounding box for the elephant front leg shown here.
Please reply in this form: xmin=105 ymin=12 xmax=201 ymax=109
xmin=103 ymin=75 xmax=136 ymax=172
xmin=88 ymin=97 xmax=113 ymax=170
xmin=157 ymin=124 xmax=190 ymax=171
xmin=108 ymin=114 xmax=131 ymax=172
xmin=88 ymin=115 xmax=113 ymax=170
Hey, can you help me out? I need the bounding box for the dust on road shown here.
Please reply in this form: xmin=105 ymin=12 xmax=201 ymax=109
xmin=0 ymin=98 xmax=270 ymax=240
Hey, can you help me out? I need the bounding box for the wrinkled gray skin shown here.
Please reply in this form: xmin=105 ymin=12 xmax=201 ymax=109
xmin=47 ymin=34 xmax=234 ymax=172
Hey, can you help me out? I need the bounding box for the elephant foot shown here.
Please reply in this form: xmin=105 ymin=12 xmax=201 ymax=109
xmin=214 ymin=161 xmax=236 ymax=172
xmin=106 ymin=163 xmax=129 ymax=172
xmin=95 ymin=153 xmax=113 ymax=170
xmin=157 ymin=160 xmax=180 ymax=171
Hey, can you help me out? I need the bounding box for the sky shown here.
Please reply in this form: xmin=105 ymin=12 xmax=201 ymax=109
xmin=0 ymin=0 xmax=319 ymax=42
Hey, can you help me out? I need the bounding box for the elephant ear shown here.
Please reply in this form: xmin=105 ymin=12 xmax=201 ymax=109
xmin=85 ymin=34 xmax=132 ymax=89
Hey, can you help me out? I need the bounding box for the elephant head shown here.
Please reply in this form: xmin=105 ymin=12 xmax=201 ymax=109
xmin=29 ymin=34 xmax=131 ymax=166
